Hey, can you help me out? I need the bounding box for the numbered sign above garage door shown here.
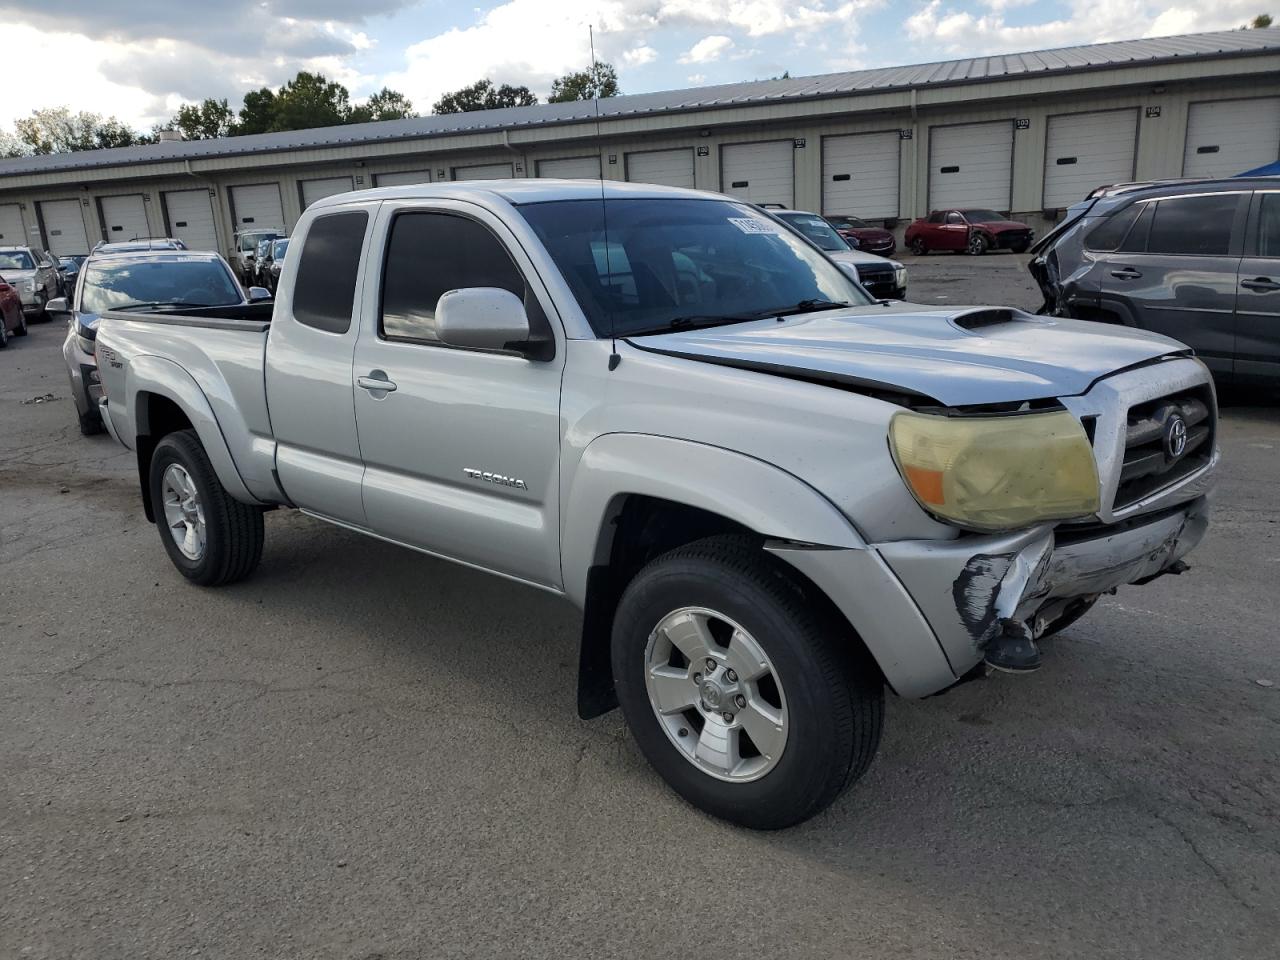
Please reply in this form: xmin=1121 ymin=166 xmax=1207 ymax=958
xmin=1182 ymin=97 xmax=1280 ymax=179
xmin=537 ymin=156 xmax=601 ymax=179
xmin=374 ymin=170 xmax=432 ymax=187
xmin=229 ymin=183 xmax=284 ymax=230
xmin=625 ymin=148 xmax=695 ymax=189
xmin=453 ymin=162 xmax=513 ymax=181
xmin=0 ymin=203 xmax=24 ymax=245
xmin=929 ymin=121 xmax=1014 ymax=211
xmin=1043 ymin=109 xmax=1138 ymax=208
xmin=99 ymin=194 xmax=149 ymax=242
xmin=38 ymin=199 xmax=90 ymax=256
xmin=300 ymin=176 xmax=354 ymax=209
xmin=823 ymin=132 xmax=899 ymax=220
xmin=162 ymin=189 xmax=219 ymax=252
xmin=721 ymin=141 xmax=795 ymax=207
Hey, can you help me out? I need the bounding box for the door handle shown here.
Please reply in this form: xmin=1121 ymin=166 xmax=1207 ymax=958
xmin=1240 ymin=277 xmax=1280 ymax=291
xmin=1110 ymin=267 xmax=1142 ymax=280
xmin=357 ymin=374 xmax=397 ymax=393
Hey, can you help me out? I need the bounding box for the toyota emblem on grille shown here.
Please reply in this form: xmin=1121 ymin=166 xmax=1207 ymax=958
xmin=1164 ymin=414 xmax=1188 ymax=460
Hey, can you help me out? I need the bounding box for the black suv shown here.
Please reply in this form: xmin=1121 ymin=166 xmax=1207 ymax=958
xmin=1030 ymin=178 xmax=1280 ymax=383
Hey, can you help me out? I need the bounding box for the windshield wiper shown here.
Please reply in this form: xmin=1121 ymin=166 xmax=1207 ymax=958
xmin=114 ymin=300 xmax=213 ymax=311
xmin=765 ymin=298 xmax=852 ymax=317
xmin=627 ymin=300 xmax=853 ymax=337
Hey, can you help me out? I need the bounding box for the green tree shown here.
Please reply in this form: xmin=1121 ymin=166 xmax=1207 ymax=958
xmin=13 ymin=107 xmax=148 ymax=154
xmin=1248 ymin=13 xmax=1273 ymax=27
xmin=432 ymin=79 xmax=538 ymax=114
xmin=236 ymin=87 xmax=277 ymax=136
xmin=270 ymin=71 xmax=352 ymax=131
xmin=0 ymin=130 xmax=27 ymax=158
xmin=167 ymin=98 xmax=237 ymax=140
xmin=349 ymin=87 xmax=416 ymax=123
xmin=548 ymin=61 xmax=620 ymax=102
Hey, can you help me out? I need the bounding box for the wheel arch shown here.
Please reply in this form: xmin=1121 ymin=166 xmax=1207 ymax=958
xmin=127 ymin=356 xmax=255 ymax=522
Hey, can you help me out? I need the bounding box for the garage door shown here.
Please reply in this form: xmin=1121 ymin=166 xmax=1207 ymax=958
xmin=375 ymin=170 xmax=432 ymax=187
xmin=929 ymin=121 xmax=1014 ymax=210
xmin=537 ymin=156 xmax=601 ymax=179
xmin=721 ymin=141 xmax=794 ymax=206
xmin=99 ymin=194 xmax=149 ymax=242
xmin=300 ymin=176 xmax=354 ymax=209
xmin=453 ymin=162 xmax=513 ymax=181
xmin=229 ymin=184 xmax=284 ymax=230
xmin=162 ymin=189 xmax=219 ymax=252
xmin=1043 ymin=110 xmax=1138 ymax=207
xmin=0 ymin=203 xmax=24 ymax=245
xmin=823 ymin=132 xmax=899 ymax=219
xmin=1183 ymin=98 xmax=1280 ymax=178
xmin=38 ymin=199 xmax=90 ymax=256
xmin=625 ymin=148 xmax=695 ymax=188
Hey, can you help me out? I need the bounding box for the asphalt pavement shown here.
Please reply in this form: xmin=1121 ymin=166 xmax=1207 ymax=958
xmin=2 ymin=261 xmax=1278 ymax=959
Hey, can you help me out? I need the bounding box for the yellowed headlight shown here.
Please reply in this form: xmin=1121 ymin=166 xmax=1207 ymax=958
xmin=889 ymin=410 xmax=1101 ymax=531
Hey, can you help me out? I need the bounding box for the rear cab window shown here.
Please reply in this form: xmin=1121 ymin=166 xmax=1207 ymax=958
xmin=292 ymin=211 xmax=368 ymax=334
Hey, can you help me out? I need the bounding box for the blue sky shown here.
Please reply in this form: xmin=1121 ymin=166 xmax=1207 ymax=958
xmin=0 ymin=1 xmax=1270 ymax=128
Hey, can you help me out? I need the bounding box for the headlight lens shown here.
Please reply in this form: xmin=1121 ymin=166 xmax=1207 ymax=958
xmin=889 ymin=410 xmax=1100 ymax=531
xmin=77 ymin=334 xmax=96 ymax=355
xmin=892 ymin=264 xmax=907 ymax=286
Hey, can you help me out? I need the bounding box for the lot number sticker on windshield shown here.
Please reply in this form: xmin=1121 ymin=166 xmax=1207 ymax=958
xmin=729 ymin=217 xmax=781 ymax=235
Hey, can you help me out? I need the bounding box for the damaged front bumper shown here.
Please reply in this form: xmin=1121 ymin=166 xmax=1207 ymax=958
xmin=876 ymin=496 xmax=1210 ymax=686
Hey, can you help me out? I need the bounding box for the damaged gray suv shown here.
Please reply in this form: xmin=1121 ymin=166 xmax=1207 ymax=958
xmin=1030 ymin=177 xmax=1280 ymax=383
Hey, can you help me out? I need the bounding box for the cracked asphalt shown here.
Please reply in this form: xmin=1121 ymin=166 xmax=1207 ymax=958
xmin=2 ymin=261 xmax=1279 ymax=960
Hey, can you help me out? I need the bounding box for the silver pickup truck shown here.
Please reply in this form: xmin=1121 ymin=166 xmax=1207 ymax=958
xmin=94 ymin=181 xmax=1216 ymax=829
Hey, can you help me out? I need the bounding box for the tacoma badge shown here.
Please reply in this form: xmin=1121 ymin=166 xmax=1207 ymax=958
xmin=463 ymin=467 xmax=528 ymax=490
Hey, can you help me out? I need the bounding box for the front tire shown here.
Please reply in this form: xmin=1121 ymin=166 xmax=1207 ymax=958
xmin=148 ymin=429 xmax=264 ymax=586
xmin=611 ymin=536 xmax=884 ymax=829
xmin=909 ymin=237 xmax=928 ymax=256
xmin=77 ymin=407 xmax=103 ymax=436
xmin=966 ymin=232 xmax=990 ymax=256
xmin=14 ymin=311 xmax=27 ymax=336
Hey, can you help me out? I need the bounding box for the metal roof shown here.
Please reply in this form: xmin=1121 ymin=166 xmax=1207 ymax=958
xmin=2 ymin=26 xmax=1277 ymax=180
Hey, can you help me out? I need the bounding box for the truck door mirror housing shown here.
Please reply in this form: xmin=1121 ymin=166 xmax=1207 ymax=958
xmin=436 ymin=287 xmax=532 ymax=354
xmin=45 ymin=296 xmax=70 ymax=317
xmin=246 ymin=286 xmax=272 ymax=302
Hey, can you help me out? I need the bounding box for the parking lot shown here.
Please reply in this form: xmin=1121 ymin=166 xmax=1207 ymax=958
xmin=2 ymin=255 xmax=1278 ymax=960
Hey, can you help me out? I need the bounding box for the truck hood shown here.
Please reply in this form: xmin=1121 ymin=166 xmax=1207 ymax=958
xmin=1 ymin=269 xmax=36 ymax=283
xmin=827 ymin=248 xmax=899 ymax=267
xmin=627 ymin=304 xmax=1189 ymax=406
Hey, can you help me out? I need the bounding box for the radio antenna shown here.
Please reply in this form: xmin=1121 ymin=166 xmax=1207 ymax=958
xmin=588 ymin=22 xmax=621 ymax=370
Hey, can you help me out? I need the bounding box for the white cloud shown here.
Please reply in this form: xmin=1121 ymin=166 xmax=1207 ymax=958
xmin=904 ymin=0 xmax=1271 ymax=54
xmin=687 ymin=73 xmax=708 ymax=83
xmin=622 ymin=44 xmax=659 ymax=66
xmin=680 ymin=35 xmax=735 ymax=63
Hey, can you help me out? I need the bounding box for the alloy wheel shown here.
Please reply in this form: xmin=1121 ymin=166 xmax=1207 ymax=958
xmin=161 ymin=463 xmax=207 ymax=560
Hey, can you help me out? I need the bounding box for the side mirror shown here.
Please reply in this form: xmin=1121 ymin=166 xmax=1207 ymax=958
xmin=436 ymin=287 xmax=531 ymax=354
xmin=247 ymin=286 xmax=272 ymax=302
xmin=45 ymin=296 xmax=70 ymax=317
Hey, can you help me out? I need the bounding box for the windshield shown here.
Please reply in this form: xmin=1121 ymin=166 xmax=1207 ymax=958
xmin=518 ymin=198 xmax=869 ymax=337
xmin=828 ymin=216 xmax=869 ymax=229
xmin=776 ymin=213 xmax=850 ymax=252
xmin=959 ymin=209 xmax=1005 ymax=223
xmin=0 ymin=250 xmax=34 ymax=270
xmin=271 ymin=239 xmax=288 ymax=257
xmin=80 ymin=258 xmax=242 ymax=314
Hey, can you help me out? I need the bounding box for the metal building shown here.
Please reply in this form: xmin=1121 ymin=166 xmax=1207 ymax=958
xmin=1 ymin=26 xmax=1278 ymax=257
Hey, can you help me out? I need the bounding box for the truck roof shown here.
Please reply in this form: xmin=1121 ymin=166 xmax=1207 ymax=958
xmin=309 ymin=178 xmax=723 ymax=209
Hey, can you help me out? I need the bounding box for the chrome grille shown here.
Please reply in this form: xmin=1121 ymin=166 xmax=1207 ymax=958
xmin=1114 ymin=387 xmax=1214 ymax=509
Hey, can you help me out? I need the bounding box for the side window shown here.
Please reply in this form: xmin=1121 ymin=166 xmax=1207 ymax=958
xmin=1258 ymin=193 xmax=1280 ymax=259
xmin=1118 ymin=203 xmax=1153 ymax=253
xmin=1146 ymin=194 xmax=1239 ymax=256
xmin=1085 ymin=203 xmax=1143 ymax=251
xmin=927 ymin=212 xmax=944 ymax=224
xmin=292 ymin=211 xmax=368 ymax=334
xmin=380 ymin=212 xmax=528 ymax=344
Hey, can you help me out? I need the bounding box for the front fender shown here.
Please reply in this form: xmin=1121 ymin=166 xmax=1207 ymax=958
xmin=127 ymin=354 xmax=257 ymax=505
xmin=561 ymin=433 xmax=865 ymax=607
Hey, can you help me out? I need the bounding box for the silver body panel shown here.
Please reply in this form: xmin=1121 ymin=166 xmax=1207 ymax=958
xmin=94 ymin=182 xmax=1219 ymax=699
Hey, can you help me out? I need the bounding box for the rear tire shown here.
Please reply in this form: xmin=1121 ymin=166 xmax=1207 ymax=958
xmin=611 ymin=535 xmax=884 ymax=829
xmin=148 ymin=429 xmax=264 ymax=586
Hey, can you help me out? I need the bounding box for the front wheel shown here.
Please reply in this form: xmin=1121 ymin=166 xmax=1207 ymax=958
xmin=966 ymin=232 xmax=990 ymax=256
xmin=909 ymin=237 xmax=928 ymax=256
xmin=14 ymin=311 xmax=27 ymax=336
xmin=148 ymin=429 xmax=264 ymax=586
xmin=611 ymin=536 xmax=884 ymax=829
xmin=77 ymin=407 xmax=103 ymax=436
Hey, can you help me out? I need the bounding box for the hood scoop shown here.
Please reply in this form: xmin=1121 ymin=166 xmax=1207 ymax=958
xmin=950 ymin=307 xmax=1025 ymax=331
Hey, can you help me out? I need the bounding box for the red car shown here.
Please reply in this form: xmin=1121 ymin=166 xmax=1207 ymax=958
xmin=904 ymin=208 xmax=1034 ymax=256
xmin=824 ymin=215 xmax=896 ymax=256
xmin=0 ymin=275 xmax=28 ymax=348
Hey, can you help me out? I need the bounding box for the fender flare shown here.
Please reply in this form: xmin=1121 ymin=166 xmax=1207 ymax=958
xmin=127 ymin=354 xmax=257 ymax=506
xmin=561 ymin=433 xmax=865 ymax=608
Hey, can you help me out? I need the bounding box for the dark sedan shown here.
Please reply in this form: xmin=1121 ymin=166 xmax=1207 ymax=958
xmin=824 ymin=215 xmax=896 ymax=255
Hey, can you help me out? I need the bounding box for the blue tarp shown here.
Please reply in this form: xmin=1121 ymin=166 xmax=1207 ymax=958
xmin=1235 ymin=160 xmax=1280 ymax=177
